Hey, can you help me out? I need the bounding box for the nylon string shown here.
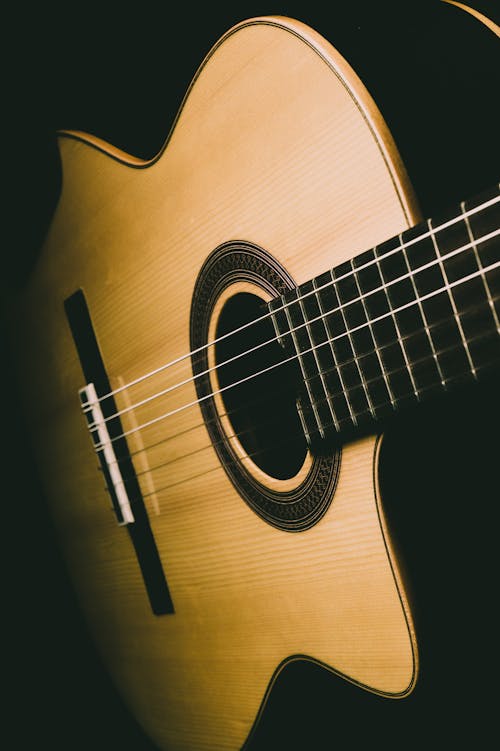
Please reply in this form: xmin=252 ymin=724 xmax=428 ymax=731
xmin=83 ymin=224 xmax=500 ymax=435
xmin=82 ymin=192 xmax=499 ymax=413
xmin=109 ymin=321 xmax=500 ymax=504
xmin=90 ymin=257 xmax=500 ymax=454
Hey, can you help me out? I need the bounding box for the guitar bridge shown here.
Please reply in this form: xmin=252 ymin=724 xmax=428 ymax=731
xmin=79 ymin=382 xmax=134 ymax=526
xmin=65 ymin=288 xmax=174 ymax=615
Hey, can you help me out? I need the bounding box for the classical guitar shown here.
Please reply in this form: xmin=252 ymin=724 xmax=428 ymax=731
xmin=7 ymin=11 xmax=499 ymax=751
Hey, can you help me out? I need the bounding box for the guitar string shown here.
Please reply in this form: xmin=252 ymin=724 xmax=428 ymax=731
xmin=109 ymin=325 xmax=500 ymax=505
xmin=104 ymin=320 xmax=500 ymax=489
xmin=88 ymin=255 xmax=500 ymax=452
xmin=80 ymin=197 xmax=500 ymax=418
xmin=103 ymin=386 xmax=305 ymax=477
xmin=81 ymin=191 xmax=500 ymax=412
xmin=100 ymin=285 xmax=500 ymax=472
xmin=90 ymin=257 xmax=500 ymax=454
xmin=83 ymin=224 xmax=500 ymax=431
xmin=91 ymin=283 xmax=500 ymax=491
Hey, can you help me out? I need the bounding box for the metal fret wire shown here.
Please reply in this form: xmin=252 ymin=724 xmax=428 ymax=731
xmin=83 ymin=224 xmax=499 ymax=431
xmin=90 ymin=259 xmax=500 ymax=453
xmin=82 ymin=192 xmax=500 ymax=411
xmin=101 ymin=318 xmax=500 ymax=489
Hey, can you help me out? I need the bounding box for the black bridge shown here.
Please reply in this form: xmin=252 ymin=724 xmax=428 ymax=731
xmin=65 ymin=289 xmax=174 ymax=615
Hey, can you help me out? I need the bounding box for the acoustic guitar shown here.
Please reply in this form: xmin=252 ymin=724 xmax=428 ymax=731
xmin=6 ymin=9 xmax=499 ymax=751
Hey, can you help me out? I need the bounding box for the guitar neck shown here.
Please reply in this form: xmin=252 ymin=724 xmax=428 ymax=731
xmin=269 ymin=184 xmax=500 ymax=444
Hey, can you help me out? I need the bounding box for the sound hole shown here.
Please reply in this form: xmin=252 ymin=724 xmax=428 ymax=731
xmin=215 ymin=292 xmax=307 ymax=480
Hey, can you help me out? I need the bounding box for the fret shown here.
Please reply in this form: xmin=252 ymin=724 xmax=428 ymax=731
xmin=331 ymin=264 xmax=377 ymax=421
xmin=375 ymin=236 xmax=442 ymax=398
xmin=462 ymin=185 xmax=500 ymax=327
xmin=399 ymin=326 xmax=498 ymax=395
xmin=462 ymin=204 xmax=500 ymax=330
xmin=354 ymin=247 xmax=417 ymax=409
xmin=295 ymin=287 xmax=339 ymax=432
xmin=310 ymin=274 xmax=357 ymax=431
xmin=314 ymin=271 xmax=371 ymax=424
xmin=470 ymin=191 xmax=500 ymax=311
xmin=464 ymin=184 xmax=500 ymax=253
xmin=430 ymin=299 xmax=500 ymax=379
xmin=348 ymin=257 xmax=396 ymax=416
xmin=301 ymin=278 xmax=356 ymax=433
xmin=353 ymin=304 xmax=500 ymax=405
xmin=399 ymin=228 xmax=446 ymax=386
xmin=267 ymin=184 xmax=499 ymax=444
xmin=403 ymin=220 xmax=468 ymax=386
xmin=320 ymin=270 xmax=372 ymax=425
xmin=269 ymin=295 xmax=319 ymax=443
xmin=285 ymin=289 xmax=333 ymax=438
xmin=430 ymin=207 xmax=474 ymax=283
xmin=429 ymin=217 xmax=478 ymax=380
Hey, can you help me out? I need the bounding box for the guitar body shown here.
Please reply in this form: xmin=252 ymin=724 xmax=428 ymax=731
xmin=10 ymin=14 xmax=488 ymax=751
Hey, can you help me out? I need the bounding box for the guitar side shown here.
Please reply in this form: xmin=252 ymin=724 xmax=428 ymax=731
xmin=9 ymin=17 xmax=422 ymax=751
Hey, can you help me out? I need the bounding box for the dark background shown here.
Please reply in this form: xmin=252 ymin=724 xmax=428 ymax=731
xmin=2 ymin=2 xmax=499 ymax=749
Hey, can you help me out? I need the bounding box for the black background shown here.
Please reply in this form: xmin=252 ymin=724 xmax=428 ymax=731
xmin=2 ymin=2 xmax=499 ymax=749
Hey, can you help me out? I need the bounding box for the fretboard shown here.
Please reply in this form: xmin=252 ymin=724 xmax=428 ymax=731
xmin=268 ymin=184 xmax=500 ymax=445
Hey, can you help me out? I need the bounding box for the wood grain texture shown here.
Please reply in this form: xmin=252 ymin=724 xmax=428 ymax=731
xmin=9 ymin=16 xmax=422 ymax=751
